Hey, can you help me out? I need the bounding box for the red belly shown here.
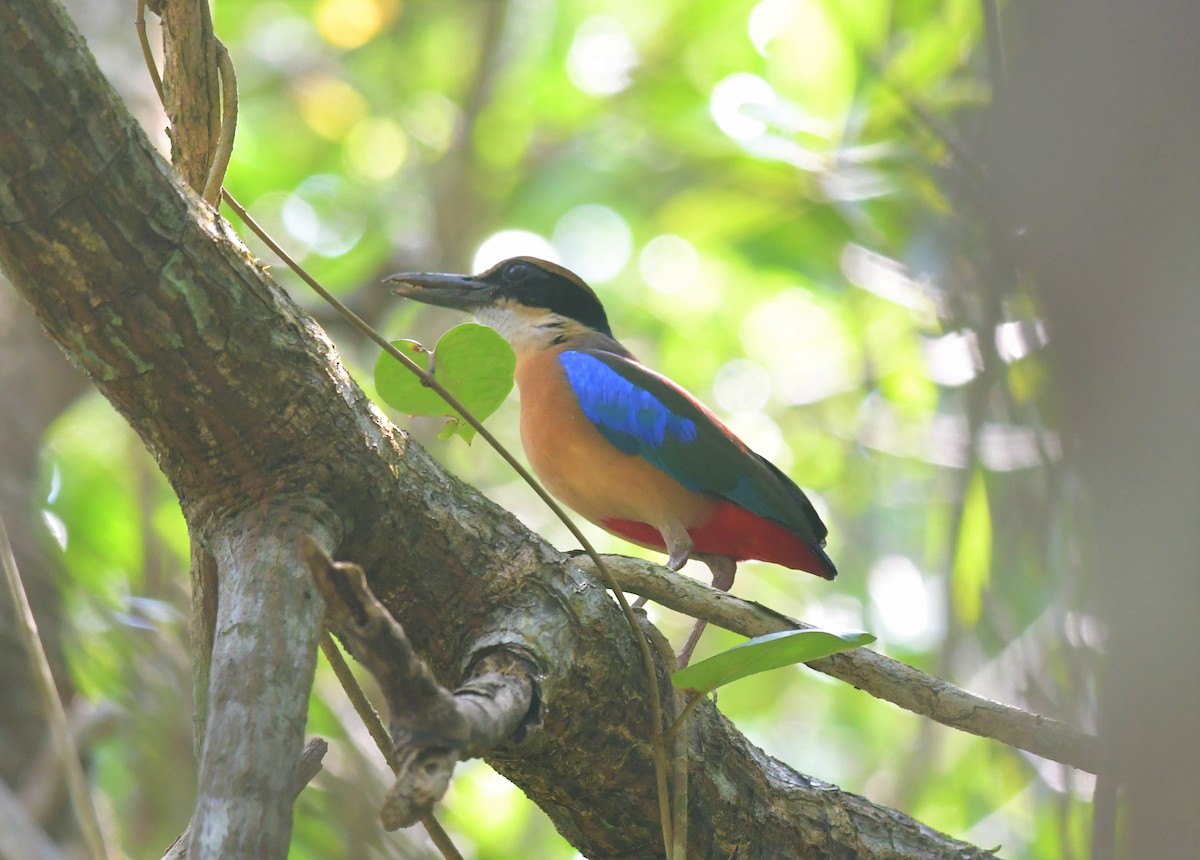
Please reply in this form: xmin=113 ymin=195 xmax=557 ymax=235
xmin=601 ymin=501 xmax=835 ymax=580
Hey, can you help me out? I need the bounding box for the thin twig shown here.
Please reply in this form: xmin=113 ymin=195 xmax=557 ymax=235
xmin=670 ymin=689 xmax=688 ymax=860
xmin=0 ymin=517 xmax=111 ymax=860
xmin=135 ymin=0 xmax=165 ymax=104
xmin=201 ymin=39 xmax=237 ymax=205
xmin=319 ymin=633 xmax=464 ymax=860
xmin=668 ymin=692 xmax=707 ymax=742
xmin=223 ymin=189 xmax=675 ymax=855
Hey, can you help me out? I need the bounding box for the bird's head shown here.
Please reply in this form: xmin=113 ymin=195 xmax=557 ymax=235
xmin=386 ymin=256 xmax=614 ymax=353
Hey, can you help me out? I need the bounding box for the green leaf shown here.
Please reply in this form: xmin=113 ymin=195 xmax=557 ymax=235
xmin=373 ymin=323 xmax=516 ymax=443
xmin=671 ymin=628 xmax=875 ymax=693
xmin=374 ymin=339 xmax=443 ymax=415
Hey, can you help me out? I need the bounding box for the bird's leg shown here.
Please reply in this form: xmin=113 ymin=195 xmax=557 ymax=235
xmin=676 ymin=555 xmax=737 ymax=668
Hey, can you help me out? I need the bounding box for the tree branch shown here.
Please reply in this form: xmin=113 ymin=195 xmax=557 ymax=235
xmin=163 ymin=738 xmax=328 ymax=860
xmin=187 ymin=504 xmax=333 ymax=857
xmin=156 ymin=0 xmax=220 ymax=190
xmin=303 ymin=539 xmax=536 ymax=830
xmin=595 ymin=555 xmax=1100 ymax=773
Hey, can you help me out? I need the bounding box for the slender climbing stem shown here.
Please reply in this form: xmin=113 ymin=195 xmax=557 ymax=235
xmin=0 ymin=517 xmax=113 ymax=860
xmin=319 ymin=633 xmax=464 ymax=860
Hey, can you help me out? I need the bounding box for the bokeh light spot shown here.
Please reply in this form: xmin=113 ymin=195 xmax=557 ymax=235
xmin=741 ymin=290 xmax=856 ymax=405
xmin=404 ymin=92 xmax=461 ymax=152
xmin=714 ymin=359 xmax=772 ymax=413
xmin=283 ymin=174 xmax=367 ymax=257
xmin=314 ymin=0 xmax=398 ymax=50
xmin=295 ymin=75 xmax=368 ymax=140
xmin=552 ymin=204 xmax=632 ymax=283
xmin=922 ymin=331 xmax=980 ymax=387
xmin=638 ymin=234 xmax=699 ymax=295
xmin=473 ymin=231 xmax=559 ymax=274
xmin=868 ymin=555 xmax=943 ymax=649
xmin=726 ymin=411 xmax=787 ymax=466
xmin=748 ymin=0 xmax=794 ymax=56
xmin=710 ymin=73 xmax=776 ymax=140
xmin=344 ymin=117 xmax=409 ymax=182
xmin=567 ymin=17 xmax=638 ymax=96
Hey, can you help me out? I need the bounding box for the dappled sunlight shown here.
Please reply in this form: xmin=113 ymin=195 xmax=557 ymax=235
xmin=842 ymin=243 xmax=942 ymax=321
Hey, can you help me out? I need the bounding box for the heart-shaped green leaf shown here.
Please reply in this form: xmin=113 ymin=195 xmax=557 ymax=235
xmin=373 ymin=323 xmax=516 ymax=443
xmin=671 ymin=628 xmax=875 ymax=693
xmin=374 ymin=339 xmax=444 ymax=416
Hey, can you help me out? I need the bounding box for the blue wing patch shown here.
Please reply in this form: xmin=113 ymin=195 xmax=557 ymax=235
xmin=557 ymin=349 xmax=828 ymax=545
xmin=559 ymin=351 xmax=698 ymax=460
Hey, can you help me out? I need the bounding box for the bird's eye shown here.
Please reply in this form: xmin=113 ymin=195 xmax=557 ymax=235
xmin=502 ymin=261 xmax=533 ymax=284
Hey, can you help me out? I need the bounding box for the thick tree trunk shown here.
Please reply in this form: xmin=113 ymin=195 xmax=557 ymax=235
xmin=0 ymin=1 xmax=994 ymax=857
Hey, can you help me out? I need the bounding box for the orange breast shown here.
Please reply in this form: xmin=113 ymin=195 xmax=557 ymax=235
xmin=515 ymin=347 xmax=718 ymax=537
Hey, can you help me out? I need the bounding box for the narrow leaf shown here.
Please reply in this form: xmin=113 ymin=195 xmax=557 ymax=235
xmin=671 ymin=628 xmax=875 ymax=693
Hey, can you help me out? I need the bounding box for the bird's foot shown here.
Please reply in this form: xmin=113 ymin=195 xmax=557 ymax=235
xmin=666 ymin=549 xmax=691 ymax=571
xmin=704 ymin=555 xmax=737 ymax=592
xmin=663 ymin=522 xmax=694 ymax=571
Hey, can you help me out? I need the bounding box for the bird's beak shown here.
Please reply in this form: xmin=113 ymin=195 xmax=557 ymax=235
xmin=384 ymin=271 xmax=498 ymax=311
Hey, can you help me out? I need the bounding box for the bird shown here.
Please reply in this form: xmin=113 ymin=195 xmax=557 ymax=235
xmin=386 ymin=256 xmax=836 ymax=665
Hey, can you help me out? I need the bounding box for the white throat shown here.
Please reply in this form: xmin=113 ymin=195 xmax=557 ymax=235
xmin=474 ymin=303 xmax=570 ymax=355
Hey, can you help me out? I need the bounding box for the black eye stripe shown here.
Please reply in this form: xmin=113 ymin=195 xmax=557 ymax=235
xmin=481 ymin=258 xmax=613 ymax=337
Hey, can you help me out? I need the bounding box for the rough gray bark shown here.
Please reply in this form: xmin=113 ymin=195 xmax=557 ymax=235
xmin=304 ymin=546 xmax=536 ymax=830
xmin=0 ymin=1 xmax=994 ymax=857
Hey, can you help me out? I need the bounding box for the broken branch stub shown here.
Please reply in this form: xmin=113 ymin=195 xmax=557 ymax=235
xmin=302 ymin=537 xmax=538 ymax=829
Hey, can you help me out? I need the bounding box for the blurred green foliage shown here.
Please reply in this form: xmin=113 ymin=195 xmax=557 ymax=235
xmin=37 ymin=0 xmax=1095 ymax=856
